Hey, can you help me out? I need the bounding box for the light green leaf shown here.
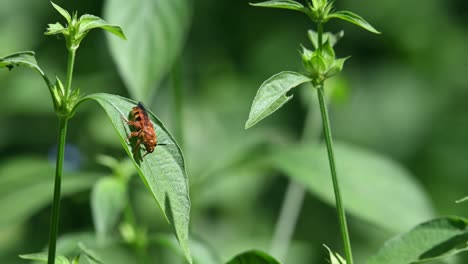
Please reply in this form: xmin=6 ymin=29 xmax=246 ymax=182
xmin=50 ymin=1 xmax=71 ymax=23
xmin=456 ymin=196 xmax=468 ymax=204
xmin=78 ymin=14 xmax=126 ymax=40
xmin=226 ymin=250 xmax=281 ymax=264
xmin=0 ymin=51 xmax=46 ymax=78
xmin=19 ymin=253 xmax=70 ymax=264
xmin=104 ymin=0 xmax=192 ymax=99
xmin=250 ymin=0 xmax=306 ymax=12
xmin=0 ymin=157 xmax=100 ymax=227
xmin=325 ymin=57 xmax=349 ymax=78
xmin=308 ymin=30 xmax=344 ymax=49
xmin=327 ymin=11 xmax=381 ymax=34
xmin=45 ymin=22 xmax=67 ymax=36
xmin=245 ymin=71 xmax=312 ymax=129
xmin=79 ymin=93 xmax=192 ymax=263
xmin=367 ymin=217 xmax=468 ymax=264
xmin=91 ymin=177 xmax=126 ymax=241
xmin=271 ymin=142 xmax=434 ymax=232
xmin=324 ymin=245 xmax=346 ymax=264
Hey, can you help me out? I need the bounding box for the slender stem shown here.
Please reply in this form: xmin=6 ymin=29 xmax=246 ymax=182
xmin=317 ymin=23 xmax=324 ymax=50
xmin=270 ymin=181 xmax=305 ymax=261
xmin=317 ymin=86 xmax=353 ymax=264
xmin=47 ymin=118 xmax=68 ymax=264
xmin=65 ymin=49 xmax=76 ymax=96
xmin=171 ymin=61 xmax=184 ymax=149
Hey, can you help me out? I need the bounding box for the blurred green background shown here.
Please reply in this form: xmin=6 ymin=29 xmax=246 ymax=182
xmin=0 ymin=0 xmax=467 ymax=263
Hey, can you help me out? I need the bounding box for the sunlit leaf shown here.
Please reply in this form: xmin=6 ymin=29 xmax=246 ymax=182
xmin=367 ymin=217 xmax=468 ymax=264
xmin=327 ymin=11 xmax=380 ymax=34
xmin=245 ymin=71 xmax=312 ymax=129
xmin=0 ymin=157 xmax=100 ymax=227
xmin=78 ymin=14 xmax=126 ymax=40
xmin=104 ymin=0 xmax=192 ymax=99
xmin=19 ymin=252 xmax=70 ymax=264
xmin=50 ymin=1 xmax=71 ymax=23
xmin=324 ymin=245 xmax=346 ymax=264
xmin=79 ymin=93 xmax=192 ymax=263
xmin=271 ymin=142 xmax=434 ymax=232
xmin=226 ymin=250 xmax=281 ymax=264
xmin=250 ymin=0 xmax=306 ymax=12
xmin=91 ymin=177 xmax=126 ymax=241
xmin=456 ymin=196 xmax=468 ymax=204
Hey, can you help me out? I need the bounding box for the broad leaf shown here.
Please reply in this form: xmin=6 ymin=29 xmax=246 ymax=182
xmin=245 ymin=71 xmax=312 ymax=129
xmin=78 ymin=14 xmax=126 ymax=40
xmin=367 ymin=217 xmax=468 ymax=264
xmin=271 ymin=142 xmax=434 ymax=232
xmin=0 ymin=51 xmax=47 ymax=79
xmin=327 ymin=11 xmax=380 ymax=34
xmin=79 ymin=93 xmax=192 ymax=263
xmin=324 ymin=245 xmax=346 ymax=264
xmin=0 ymin=157 xmax=100 ymax=227
xmin=91 ymin=177 xmax=126 ymax=241
xmin=226 ymin=250 xmax=281 ymax=264
xmin=19 ymin=253 xmax=70 ymax=264
xmin=250 ymin=0 xmax=306 ymax=12
xmin=104 ymin=0 xmax=192 ymax=99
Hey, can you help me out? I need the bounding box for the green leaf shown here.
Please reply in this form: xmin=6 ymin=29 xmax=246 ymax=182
xmin=78 ymin=243 xmax=104 ymax=264
xmin=19 ymin=253 xmax=70 ymax=264
xmin=271 ymin=142 xmax=434 ymax=232
xmin=45 ymin=22 xmax=67 ymax=36
xmin=104 ymin=0 xmax=192 ymax=99
xmin=79 ymin=93 xmax=192 ymax=263
xmin=245 ymin=71 xmax=312 ymax=129
xmin=250 ymin=0 xmax=306 ymax=12
xmin=226 ymin=250 xmax=281 ymax=264
xmin=367 ymin=217 xmax=468 ymax=264
xmin=321 ymin=40 xmax=335 ymax=66
xmin=327 ymin=11 xmax=381 ymax=34
xmin=324 ymin=245 xmax=346 ymax=264
xmin=0 ymin=157 xmax=100 ymax=227
xmin=78 ymin=14 xmax=126 ymax=40
xmin=0 ymin=51 xmax=46 ymax=77
xmin=325 ymin=57 xmax=349 ymax=78
xmin=91 ymin=177 xmax=126 ymax=241
xmin=50 ymin=1 xmax=71 ymax=23
xmin=308 ymin=30 xmax=344 ymax=49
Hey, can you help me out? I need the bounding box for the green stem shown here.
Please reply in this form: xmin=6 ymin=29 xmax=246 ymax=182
xmin=171 ymin=61 xmax=184 ymax=149
xmin=317 ymin=23 xmax=324 ymax=50
xmin=47 ymin=117 xmax=68 ymax=264
xmin=317 ymin=86 xmax=353 ymax=264
xmin=65 ymin=49 xmax=76 ymax=96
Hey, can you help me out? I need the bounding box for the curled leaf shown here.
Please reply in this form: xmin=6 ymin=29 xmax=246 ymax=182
xmin=327 ymin=11 xmax=381 ymax=34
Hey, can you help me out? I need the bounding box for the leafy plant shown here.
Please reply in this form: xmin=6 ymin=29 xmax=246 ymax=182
xmin=245 ymin=0 xmax=379 ymax=263
xmin=0 ymin=2 xmax=191 ymax=264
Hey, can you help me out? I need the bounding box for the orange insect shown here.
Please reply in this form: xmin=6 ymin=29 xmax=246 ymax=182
xmin=124 ymin=102 xmax=157 ymax=158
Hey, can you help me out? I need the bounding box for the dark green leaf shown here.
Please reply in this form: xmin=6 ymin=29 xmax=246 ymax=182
xmin=91 ymin=177 xmax=126 ymax=241
xmin=78 ymin=14 xmax=126 ymax=40
xmin=271 ymin=142 xmax=434 ymax=232
xmin=245 ymin=71 xmax=312 ymax=129
xmin=50 ymin=1 xmax=71 ymax=23
xmin=0 ymin=157 xmax=100 ymax=227
xmin=104 ymin=0 xmax=192 ymax=99
xmin=19 ymin=253 xmax=70 ymax=264
xmin=226 ymin=250 xmax=281 ymax=264
xmin=367 ymin=217 xmax=468 ymax=264
xmin=327 ymin=11 xmax=381 ymax=34
xmin=79 ymin=93 xmax=192 ymax=263
xmin=250 ymin=0 xmax=306 ymax=12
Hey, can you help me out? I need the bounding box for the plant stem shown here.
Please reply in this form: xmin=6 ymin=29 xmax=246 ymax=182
xmin=47 ymin=117 xmax=68 ymax=264
xmin=316 ymin=86 xmax=353 ymax=264
xmin=171 ymin=61 xmax=184 ymax=149
xmin=317 ymin=23 xmax=324 ymax=50
xmin=65 ymin=50 xmax=76 ymax=96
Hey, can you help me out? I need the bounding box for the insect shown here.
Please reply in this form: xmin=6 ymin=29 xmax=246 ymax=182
xmin=123 ymin=102 xmax=157 ymax=158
